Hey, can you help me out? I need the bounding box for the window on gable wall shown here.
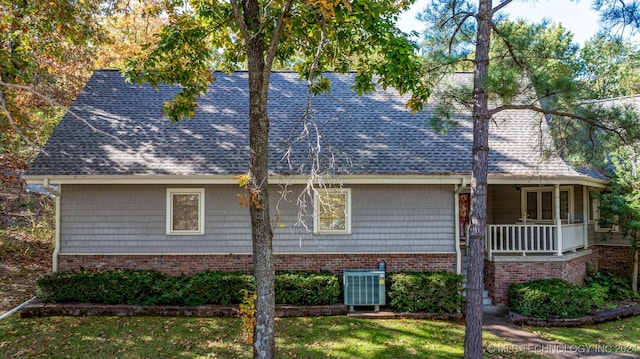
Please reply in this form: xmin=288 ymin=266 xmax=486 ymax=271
xmin=167 ymin=188 xmax=205 ymax=235
xmin=314 ymin=188 xmax=351 ymax=234
xmin=521 ymin=187 xmax=573 ymax=222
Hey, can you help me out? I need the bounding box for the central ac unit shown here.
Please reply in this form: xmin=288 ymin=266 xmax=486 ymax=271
xmin=343 ymin=269 xmax=386 ymax=312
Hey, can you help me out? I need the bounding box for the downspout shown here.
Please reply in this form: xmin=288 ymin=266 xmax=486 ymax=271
xmin=454 ymin=178 xmax=468 ymax=275
xmin=43 ymin=179 xmax=60 ymax=272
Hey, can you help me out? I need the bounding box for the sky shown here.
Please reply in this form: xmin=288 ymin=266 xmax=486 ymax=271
xmin=397 ymin=0 xmax=602 ymax=45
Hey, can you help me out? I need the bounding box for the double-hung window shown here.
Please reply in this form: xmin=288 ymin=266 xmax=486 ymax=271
xmin=167 ymin=188 xmax=205 ymax=235
xmin=521 ymin=187 xmax=573 ymax=222
xmin=314 ymin=188 xmax=351 ymax=234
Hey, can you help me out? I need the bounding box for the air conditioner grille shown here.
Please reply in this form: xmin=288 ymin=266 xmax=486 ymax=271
xmin=343 ymin=270 xmax=385 ymax=306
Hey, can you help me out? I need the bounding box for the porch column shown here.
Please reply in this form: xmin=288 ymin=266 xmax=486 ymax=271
xmin=454 ymin=184 xmax=461 ymax=275
xmin=555 ymin=184 xmax=563 ymax=256
xmin=583 ymin=187 xmax=589 ymax=249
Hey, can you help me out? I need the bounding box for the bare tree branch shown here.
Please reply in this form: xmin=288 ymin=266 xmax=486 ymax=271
xmin=490 ymin=0 xmax=513 ymax=16
xmin=0 ymin=89 xmax=37 ymax=150
xmin=447 ymin=12 xmax=475 ymax=54
xmin=489 ymin=103 xmax=627 ymax=142
xmin=490 ymin=22 xmax=524 ymax=68
xmin=0 ymin=81 xmax=128 ymax=147
xmin=230 ymin=0 xmax=250 ymax=41
xmin=263 ymin=0 xmax=294 ymax=82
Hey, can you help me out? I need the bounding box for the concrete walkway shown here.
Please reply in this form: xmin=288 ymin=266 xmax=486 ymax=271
xmin=483 ymin=306 xmax=640 ymax=358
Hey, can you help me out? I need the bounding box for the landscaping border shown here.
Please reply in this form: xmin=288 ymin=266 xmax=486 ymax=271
xmin=19 ymin=300 xmax=463 ymax=320
xmin=509 ymin=305 xmax=640 ymax=327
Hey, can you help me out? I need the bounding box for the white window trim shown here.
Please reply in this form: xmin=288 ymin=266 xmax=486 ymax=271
xmin=166 ymin=188 xmax=205 ymax=235
xmin=520 ymin=186 xmax=574 ymax=223
xmin=590 ymin=196 xmax=620 ymax=232
xmin=314 ymin=188 xmax=352 ymax=235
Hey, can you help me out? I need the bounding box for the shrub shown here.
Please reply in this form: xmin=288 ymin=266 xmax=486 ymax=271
xmin=182 ymin=271 xmax=255 ymax=306
xmin=509 ymin=278 xmax=608 ymax=318
xmin=36 ymin=269 xmax=340 ymax=307
xmin=584 ymin=269 xmax=635 ymax=301
xmin=275 ymin=271 xmax=340 ymax=305
xmin=36 ymin=269 xmax=170 ymax=305
xmin=387 ymin=272 xmax=464 ymax=313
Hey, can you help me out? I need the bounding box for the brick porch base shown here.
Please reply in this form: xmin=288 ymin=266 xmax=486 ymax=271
xmin=484 ymin=249 xmax=596 ymax=307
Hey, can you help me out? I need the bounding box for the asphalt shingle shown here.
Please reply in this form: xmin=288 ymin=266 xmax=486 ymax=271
xmin=25 ymin=70 xmax=604 ymax=181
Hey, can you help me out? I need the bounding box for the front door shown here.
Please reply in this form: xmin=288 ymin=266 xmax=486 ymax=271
xmin=459 ymin=193 xmax=470 ymax=246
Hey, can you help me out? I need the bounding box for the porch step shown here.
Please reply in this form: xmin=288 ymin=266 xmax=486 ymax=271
xmin=461 ymin=256 xmax=492 ymax=307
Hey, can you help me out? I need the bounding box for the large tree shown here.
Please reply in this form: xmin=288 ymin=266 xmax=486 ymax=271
xmin=597 ymin=147 xmax=640 ymax=294
xmin=579 ymin=33 xmax=640 ymax=99
xmin=125 ymin=1 xmax=432 ymax=357
xmin=418 ymin=1 xmax=640 ymax=357
xmin=0 ymin=0 xmax=104 ymax=159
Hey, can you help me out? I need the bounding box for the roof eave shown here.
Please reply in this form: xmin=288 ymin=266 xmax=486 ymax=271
xmin=23 ymin=173 xmax=608 ymax=187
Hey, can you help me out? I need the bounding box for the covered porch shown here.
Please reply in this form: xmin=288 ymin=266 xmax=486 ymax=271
xmin=459 ymin=181 xmax=607 ymax=306
xmin=462 ymin=182 xmax=603 ymax=260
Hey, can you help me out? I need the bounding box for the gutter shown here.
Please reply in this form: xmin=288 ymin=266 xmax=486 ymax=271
xmin=454 ymin=178 xmax=468 ymax=275
xmin=43 ymin=179 xmax=60 ymax=272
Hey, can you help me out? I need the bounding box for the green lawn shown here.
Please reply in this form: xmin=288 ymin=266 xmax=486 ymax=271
xmin=0 ymin=315 xmax=545 ymax=358
xmin=527 ymin=315 xmax=640 ymax=353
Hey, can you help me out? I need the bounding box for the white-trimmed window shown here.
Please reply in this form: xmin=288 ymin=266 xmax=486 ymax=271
xmin=521 ymin=187 xmax=573 ymax=222
xmin=314 ymin=188 xmax=351 ymax=234
xmin=589 ymin=193 xmax=619 ymax=232
xmin=167 ymin=188 xmax=205 ymax=235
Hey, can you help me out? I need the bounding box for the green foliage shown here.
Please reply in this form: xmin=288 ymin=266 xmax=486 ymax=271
xmin=579 ymin=34 xmax=640 ymax=99
xmin=36 ymin=269 xmax=169 ymax=305
xmin=124 ymin=0 xmax=433 ymax=120
xmin=182 ymin=271 xmax=255 ymax=306
xmin=585 ymin=268 xmax=636 ymax=301
xmin=594 ymin=0 xmax=640 ymax=33
xmin=509 ymin=279 xmax=608 ymax=318
xmin=0 ymin=0 xmax=106 ymax=157
xmin=598 ymin=148 xmax=640 ymax=250
xmin=275 ymin=271 xmax=340 ymax=305
xmin=387 ymin=272 xmax=464 ymax=313
xmin=36 ymin=269 xmax=342 ymax=307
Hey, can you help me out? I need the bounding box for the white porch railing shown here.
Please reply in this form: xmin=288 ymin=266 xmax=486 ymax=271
xmin=561 ymin=224 xmax=585 ymax=252
xmin=485 ymin=223 xmax=585 ymax=260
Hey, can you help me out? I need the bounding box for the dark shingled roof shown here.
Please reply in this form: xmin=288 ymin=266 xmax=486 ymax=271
xmin=26 ymin=70 xmax=605 ymax=181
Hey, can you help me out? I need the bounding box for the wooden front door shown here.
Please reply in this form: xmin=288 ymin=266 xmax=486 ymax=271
xmin=459 ymin=193 xmax=470 ymax=245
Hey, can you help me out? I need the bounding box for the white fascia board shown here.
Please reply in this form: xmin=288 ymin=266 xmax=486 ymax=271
xmin=487 ymin=176 xmax=608 ymax=188
xmin=24 ymin=173 xmax=607 ymax=187
xmin=23 ymin=175 xmax=240 ymax=185
xmin=24 ymin=174 xmax=470 ymax=185
xmin=274 ymin=175 xmax=468 ymax=185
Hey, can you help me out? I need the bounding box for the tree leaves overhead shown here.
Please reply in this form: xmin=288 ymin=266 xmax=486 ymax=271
xmin=579 ymin=34 xmax=640 ymax=99
xmin=93 ymin=1 xmax=168 ymax=70
xmin=0 ymin=0 xmax=107 ymax=158
xmin=125 ymin=0 xmax=433 ymax=120
xmin=594 ymin=0 xmax=640 ymax=35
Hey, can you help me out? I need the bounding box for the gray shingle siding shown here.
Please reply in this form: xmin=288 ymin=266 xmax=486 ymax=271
xmin=59 ymin=184 xmax=455 ymax=254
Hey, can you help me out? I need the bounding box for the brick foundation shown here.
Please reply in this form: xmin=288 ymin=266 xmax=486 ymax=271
xmin=57 ymin=253 xmax=457 ymax=275
xmin=485 ymin=250 xmax=595 ymax=307
xmin=592 ymin=245 xmax=634 ymax=277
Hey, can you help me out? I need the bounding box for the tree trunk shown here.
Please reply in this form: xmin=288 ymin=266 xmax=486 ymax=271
xmin=243 ymin=1 xmax=276 ymax=358
xmin=465 ymin=0 xmax=492 ymax=358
